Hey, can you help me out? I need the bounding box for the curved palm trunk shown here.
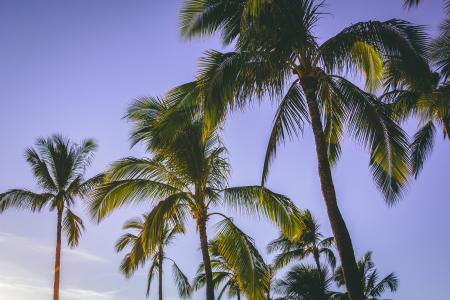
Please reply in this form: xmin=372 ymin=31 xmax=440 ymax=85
xmin=301 ymin=78 xmax=364 ymax=300
xmin=198 ymin=214 xmax=215 ymax=300
xmin=53 ymin=209 xmax=63 ymax=300
xmin=158 ymin=246 xmax=163 ymax=300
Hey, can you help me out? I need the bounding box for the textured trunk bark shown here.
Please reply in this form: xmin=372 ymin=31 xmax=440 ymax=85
xmin=301 ymin=78 xmax=364 ymax=300
xmin=53 ymin=209 xmax=63 ymax=300
xmin=158 ymin=246 xmax=163 ymax=300
xmin=198 ymin=215 xmax=215 ymax=300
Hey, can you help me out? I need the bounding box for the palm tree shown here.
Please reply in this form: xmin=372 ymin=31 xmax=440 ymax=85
xmin=274 ymin=264 xmax=336 ymax=300
xmin=180 ymin=1 xmax=429 ymax=298
xmin=90 ymin=96 xmax=301 ymax=300
xmin=334 ymin=252 xmax=398 ymax=300
xmin=193 ymin=218 xmax=269 ymax=300
xmin=115 ymin=214 xmax=191 ymax=299
xmin=0 ymin=135 xmax=101 ymax=300
xmin=267 ymin=210 xmax=335 ymax=274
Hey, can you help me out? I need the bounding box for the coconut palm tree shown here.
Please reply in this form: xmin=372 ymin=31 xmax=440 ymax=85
xmin=90 ymin=96 xmax=301 ymax=300
xmin=115 ymin=214 xmax=191 ymax=299
xmin=0 ymin=135 xmax=101 ymax=300
xmin=274 ymin=264 xmax=337 ymax=300
xmin=333 ymin=252 xmax=398 ymax=300
xmin=193 ymin=218 xmax=269 ymax=300
xmin=179 ymin=1 xmax=429 ymax=298
xmin=267 ymin=210 xmax=335 ymax=273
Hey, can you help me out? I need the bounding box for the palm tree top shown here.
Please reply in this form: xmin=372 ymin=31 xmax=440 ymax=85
xmin=0 ymin=135 xmax=102 ymax=247
xmin=335 ymin=251 xmax=399 ymax=299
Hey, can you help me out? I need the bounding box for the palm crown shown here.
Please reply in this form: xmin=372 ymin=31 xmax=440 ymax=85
xmin=115 ymin=214 xmax=191 ymax=299
xmin=334 ymin=252 xmax=398 ymax=300
xmin=268 ymin=210 xmax=336 ymax=272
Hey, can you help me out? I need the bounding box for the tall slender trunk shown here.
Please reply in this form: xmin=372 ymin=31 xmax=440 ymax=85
xmin=237 ymin=291 xmax=241 ymax=300
xmin=301 ymin=77 xmax=364 ymax=300
xmin=53 ymin=208 xmax=63 ymax=300
xmin=313 ymin=248 xmax=321 ymax=274
xmin=158 ymin=245 xmax=163 ymax=300
xmin=198 ymin=213 xmax=215 ymax=300
xmin=313 ymin=248 xmax=325 ymax=294
xmin=444 ymin=119 xmax=450 ymax=140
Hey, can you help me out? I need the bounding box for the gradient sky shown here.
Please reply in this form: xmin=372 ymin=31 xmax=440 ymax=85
xmin=0 ymin=0 xmax=448 ymax=299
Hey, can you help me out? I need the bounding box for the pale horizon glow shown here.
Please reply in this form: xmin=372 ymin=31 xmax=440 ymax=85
xmin=0 ymin=1 xmax=448 ymax=299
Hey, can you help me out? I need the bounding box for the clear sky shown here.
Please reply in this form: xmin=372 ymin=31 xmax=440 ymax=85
xmin=0 ymin=0 xmax=448 ymax=299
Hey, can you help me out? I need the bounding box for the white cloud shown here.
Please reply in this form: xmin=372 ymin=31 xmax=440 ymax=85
xmin=0 ymin=277 xmax=119 ymax=300
xmin=0 ymin=231 xmax=106 ymax=263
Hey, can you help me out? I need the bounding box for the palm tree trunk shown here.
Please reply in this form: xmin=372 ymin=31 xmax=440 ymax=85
xmin=237 ymin=291 xmax=241 ymax=300
xmin=301 ymin=77 xmax=364 ymax=300
xmin=313 ymin=249 xmax=322 ymax=274
xmin=198 ymin=214 xmax=215 ymax=300
xmin=444 ymin=119 xmax=450 ymax=140
xmin=158 ymin=246 xmax=163 ymax=300
xmin=53 ymin=209 xmax=63 ymax=300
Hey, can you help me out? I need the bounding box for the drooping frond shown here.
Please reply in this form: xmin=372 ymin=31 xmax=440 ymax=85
xmin=89 ymin=179 xmax=180 ymax=222
xmin=140 ymin=194 xmax=189 ymax=252
xmin=368 ymin=272 xmax=398 ymax=297
xmin=403 ymin=0 xmax=421 ymax=8
xmin=0 ymin=189 xmax=53 ymax=212
xmin=197 ymin=50 xmax=290 ymax=110
xmin=180 ymin=0 xmax=243 ymax=44
xmin=262 ymin=80 xmax=308 ymax=185
xmin=320 ymin=19 xmax=430 ymax=91
xmin=63 ymin=209 xmax=85 ymax=248
xmin=430 ymin=18 xmax=450 ymax=79
xmin=25 ymin=148 xmax=57 ymax=192
xmin=332 ymin=77 xmax=411 ymax=204
xmin=146 ymin=260 xmax=159 ymax=298
xmin=411 ymin=121 xmax=435 ymax=177
xmin=172 ymin=261 xmax=192 ymax=299
xmin=107 ymin=157 xmax=189 ymax=190
xmin=214 ymin=219 xmax=269 ymax=300
xmin=222 ymin=186 xmax=302 ymax=238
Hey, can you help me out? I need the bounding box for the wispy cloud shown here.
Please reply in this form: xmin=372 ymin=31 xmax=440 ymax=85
xmin=0 ymin=276 xmax=120 ymax=300
xmin=0 ymin=232 xmax=106 ymax=263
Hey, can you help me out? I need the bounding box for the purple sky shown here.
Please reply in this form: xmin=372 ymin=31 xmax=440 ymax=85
xmin=0 ymin=0 xmax=448 ymax=299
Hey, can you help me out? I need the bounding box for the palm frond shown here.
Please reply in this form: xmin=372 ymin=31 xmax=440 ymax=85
xmin=222 ymin=186 xmax=302 ymax=238
xmin=180 ymin=0 xmax=243 ymax=44
xmin=332 ymin=77 xmax=411 ymax=204
xmin=172 ymin=261 xmax=192 ymax=298
xmin=146 ymin=260 xmax=159 ymax=298
xmin=411 ymin=121 xmax=435 ymax=178
xmin=214 ymin=218 xmax=269 ymax=300
xmin=369 ymin=272 xmax=398 ymax=297
xmin=63 ymin=209 xmax=85 ymax=248
xmin=0 ymin=189 xmax=53 ymax=212
xmin=89 ymin=179 xmax=180 ymax=221
xmin=262 ymin=80 xmax=308 ymax=185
